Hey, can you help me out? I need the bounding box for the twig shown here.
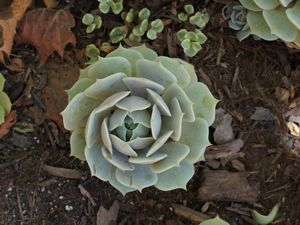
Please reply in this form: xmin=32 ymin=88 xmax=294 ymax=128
xmin=16 ymin=188 xmax=25 ymax=224
xmin=78 ymin=184 xmax=96 ymax=207
xmin=171 ymin=203 xmax=210 ymax=223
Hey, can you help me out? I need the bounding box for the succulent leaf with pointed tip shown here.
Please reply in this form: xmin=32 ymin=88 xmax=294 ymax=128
xmin=0 ymin=73 xmax=12 ymax=125
xmin=62 ymin=45 xmax=218 ymax=195
xmin=237 ymin=0 xmax=300 ymax=47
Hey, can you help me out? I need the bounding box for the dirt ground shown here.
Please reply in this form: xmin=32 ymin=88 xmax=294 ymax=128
xmin=0 ymin=1 xmax=300 ymax=225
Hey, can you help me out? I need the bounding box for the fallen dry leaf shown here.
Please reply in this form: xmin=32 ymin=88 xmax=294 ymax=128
xmin=198 ymin=170 xmax=258 ymax=203
xmin=0 ymin=111 xmax=16 ymax=138
xmin=16 ymin=8 xmax=76 ymax=66
xmin=275 ymin=87 xmax=290 ymax=104
xmin=97 ymin=200 xmax=119 ymax=225
xmin=213 ymin=113 xmax=234 ymax=145
xmin=250 ymin=107 xmax=276 ymax=121
xmin=43 ymin=0 xmax=59 ymax=8
xmin=0 ymin=0 xmax=31 ymax=62
xmin=27 ymin=60 xmax=79 ymax=131
xmin=171 ymin=203 xmax=210 ymax=223
xmin=287 ymin=122 xmax=300 ymax=137
xmin=41 ymin=164 xmax=82 ymax=179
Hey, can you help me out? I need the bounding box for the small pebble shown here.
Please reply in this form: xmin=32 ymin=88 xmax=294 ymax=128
xmin=65 ymin=205 xmax=73 ymax=211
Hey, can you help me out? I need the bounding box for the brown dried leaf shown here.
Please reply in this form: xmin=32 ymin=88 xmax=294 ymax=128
xmin=198 ymin=170 xmax=258 ymax=203
xmin=97 ymin=201 xmax=119 ymax=225
xmin=41 ymin=164 xmax=82 ymax=179
xmin=43 ymin=0 xmax=59 ymax=8
xmin=16 ymin=8 xmax=76 ymax=66
xmin=0 ymin=0 xmax=31 ymax=62
xmin=171 ymin=204 xmax=210 ymax=223
xmin=0 ymin=111 xmax=16 ymax=138
xmin=213 ymin=113 xmax=234 ymax=145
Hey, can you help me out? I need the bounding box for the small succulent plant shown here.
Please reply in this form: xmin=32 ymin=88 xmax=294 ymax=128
xmin=177 ymin=29 xmax=208 ymax=57
xmin=85 ymin=44 xmax=100 ymax=64
xmin=82 ymin=13 xmax=102 ymax=33
xmin=62 ymin=45 xmax=218 ymax=195
xmin=178 ymin=4 xmax=210 ymax=29
xmin=237 ymin=0 xmax=300 ymax=47
xmin=98 ymin=0 xmax=123 ymax=15
xmin=0 ymin=73 xmax=12 ymax=125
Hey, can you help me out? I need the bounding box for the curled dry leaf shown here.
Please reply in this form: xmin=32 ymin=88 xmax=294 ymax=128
xmin=0 ymin=0 xmax=32 ymax=63
xmin=41 ymin=164 xmax=82 ymax=179
xmin=97 ymin=200 xmax=119 ymax=225
xmin=0 ymin=111 xmax=16 ymax=139
xmin=16 ymin=8 xmax=76 ymax=66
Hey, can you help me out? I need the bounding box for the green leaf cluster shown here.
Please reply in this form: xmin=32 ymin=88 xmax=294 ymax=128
xmin=0 ymin=73 xmax=12 ymax=125
xmin=62 ymin=45 xmax=218 ymax=195
xmin=98 ymin=0 xmax=123 ymax=14
xmin=236 ymin=0 xmax=300 ymax=47
xmin=177 ymin=29 xmax=207 ymax=57
xmin=178 ymin=4 xmax=210 ymax=29
xmin=82 ymin=13 xmax=102 ymax=33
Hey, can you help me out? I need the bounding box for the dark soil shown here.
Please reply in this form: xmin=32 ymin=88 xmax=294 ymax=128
xmin=0 ymin=1 xmax=300 ymax=225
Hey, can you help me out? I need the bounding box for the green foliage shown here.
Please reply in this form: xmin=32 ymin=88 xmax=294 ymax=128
xmin=62 ymin=45 xmax=218 ymax=195
xmin=236 ymin=0 xmax=300 ymax=47
xmin=0 ymin=73 xmax=12 ymax=125
xmin=199 ymin=215 xmax=230 ymax=225
xmin=189 ymin=11 xmax=210 ymax=29
xmin=177 ymin=29 xmax=207 ymax=57
xmin=98 ymin=0 xmax=123 ymax=14
xmin=85 ymin=44 xmax=100 ymax=64
xmin=251 ymin=204 xmax=280 ymax=225
xmin=82 ymin=13 xmax=102 ymax=33
xmin=109 ymin=26 xmax=127 ymax=43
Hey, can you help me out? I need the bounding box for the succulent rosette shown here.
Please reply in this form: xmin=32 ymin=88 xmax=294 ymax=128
xmin=61 ymin=45 xmax=218 ymax=195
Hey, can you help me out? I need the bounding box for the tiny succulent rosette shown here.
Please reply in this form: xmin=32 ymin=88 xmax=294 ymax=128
xmin=62 ymin=45 xmax=218 ymax=195
xmin=0 ymin=73 xmax=12 ymax=125
xmin=238 ymin=0 xmax=300 ymax=47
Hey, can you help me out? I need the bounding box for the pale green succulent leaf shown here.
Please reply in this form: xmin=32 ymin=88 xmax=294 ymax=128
xmin=86 ymin=23 xmax=96 ymax=33
xmin=128 ymin=153 xmax=167 ymax=164
xmin=183 ymin=47 xmax=198 ymax=57
xmin=88 ymin=57 xmax=132 ymax=79
xmin=110 ymin=134 xmax=138 ymax=157
xmin=0 ymin=73 xmax=5 ymax=90
xmin=162 ymin=83 xmax=195 ymax=122
xmin=136 ymin=59 xmax=177 ymax=87
xmin=178 ymin=13 xmax=188 ymax=21
xmin=140 ymin=19 xmax=149 ymax=33
xmin=109 ymin=109 xmax=128 ymax=131
xmin=61 ymin=93 xmax=101 ymax=131
xmin=146 ymin=29 xmax=157 ymax=40
xmin=239 ymin=0 xmax=262 ymax=11
xmin=150 ymin=19 xmax=164 ymax=32
xmin=109 ymin=26 xmax=127 ymax=43
xmin=122 ymin=77 xmax=164 ymax=97
xmin=154 ymin=160 xmax=194 ymax=191
xmin=67 ymin=78 xmax=94 ymax=101
xmin=252 ymin=0 xmax=280 ymax=10
xmin=94 ymin=15 xmax=102 ymax=29
xmin=138 ymin=8 xmax=150 ymax=20
xmin=247 ymin=11 xmax=278 ymax=40
xmin=251 ymin=204 xmax=279 ymax=225
xmin=199 ymin=215 xmax=230 ymax=225
xmin=85 ymin=108 xmax=109 ymax=148
xmin=175 ymin=58 xmax=198 ymax=82
xmin=128 ymin=110 xmax=151 ymax=128
xmin=184 ymin=82 xmax=218 ymax=126
xmin=131 ymin=124 xmax=149 ymax=139
xmin=0 ymin=92 xmax=12 ymax=113
xmin=162 ymin=98 xmax=184 ymax=141
xmin=184 ymin=4 xmax=194 ymax=15
xmin=115 ymin=165 xmax=158 ymax=192
xmin=85 ymin=44 xmax=100 ymax=59
xmin=116 ymin=125 xmax=127 ymax=141
xmin=85 ymin=145 xmax=111 ymax=181
xmin=82 ymin=13 xmax=94 ymax=25
xmin=131 ymin=45 xmax=158 ymax=61
xmin=155 ymin=56 xmax=191 ymax=88
xmin=107 ymin=45 xmax=144 ymax=75
xmin=177 ymin=29 xmax=187 ymax=42
xmin=85 ymin=72 xmax=127 ymax=100
xmin=70 ymin=129 xmax=86 ymax=160
xmin=146 ymin=88 xmax=171 ymax=116
xmin=99 ymin=2 xmax=110 ymax=13
xmin=236 ymin=29 xmax=252 ymax=41
xmin=102 ymin=147 xmax=134 ymax=171
xmin=94 ymin=91 xmax=130 ymax=114
xmin=181 ymin=39 xmax=191 ymax=49
xmin=263 ymin=7 xmax=298 ymax=41
xmin=111 ymin=2 xmax=123 ymax=14
xmin=109 ymin=168 xmax=136 ymax=195
xmin=150 ymin=104 xmax=162 ymax=140
xmin=180 ymin=118 xmax=210 ymax=163
xmin=286 ymin=1 xmax=300 ymax=30
xmin=116 ymin=96 xmax=151 ymax=112
xmin=128 ymin=137 xmax=153 ymax=149
xmin=146 ymin=131 xmax=173 ymax=156
xmin=101 ymin=117 xmax=113 ymax=154
xmin=150 ymin=142 xmax=190 ymax=174
xmin=279 ymin=0 xmax=293 ymax=7
xmin=0 ymin=106 xmax=5 ymax=124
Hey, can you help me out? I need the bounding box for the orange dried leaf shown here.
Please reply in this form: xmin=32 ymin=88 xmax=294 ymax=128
xmin=43 ymin=0 xmax=59 ymax=9
xmin=0 ymin=111 xmax=16 ymax=139
xmin=16 ymin=8 xmax=76 ymax=66
xmin=0 ymin=0 xmax=31 ymax=62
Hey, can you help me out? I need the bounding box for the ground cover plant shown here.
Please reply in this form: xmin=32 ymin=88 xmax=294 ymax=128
xmin=0 ymin=0 xmax=300 ymax=225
